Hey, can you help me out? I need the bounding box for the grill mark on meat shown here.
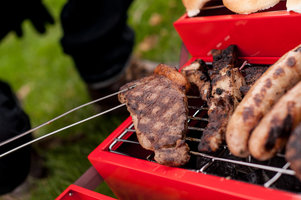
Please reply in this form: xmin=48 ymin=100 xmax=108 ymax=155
xmin=286 ymin=125 xmax=301 ymax=174
xmin=287 ymin=56 xmax=296 ymax=67
xmin=226 ymin=70 xmax=231 ymax=77
xmin=253 ymin=93 xmax=263 ymax=107
xmin=265 ymin=114 xmax=293 ymax=150
xmin=119 ymin=64 xmax=190 ymax=166
xmin=243 ymin=106 xmax=254 ymax=122
xmin=265 ymin=78 xmax=272 ymax=88
xmin=273 ymin=67 xmax=285 ymax=78
xmin=264 ymin=101 xmax=295 ymax=151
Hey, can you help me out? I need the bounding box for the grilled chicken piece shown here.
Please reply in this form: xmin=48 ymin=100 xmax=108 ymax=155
xmin=198 ymin=45 xmax=246 ymax=152
xmin=119 ymin=64 xmax=190 ymax=167
xmin=240 ymin=65 xmax=269 ymax=96
xmin=181 ymin=59 xmax=211 ymax=101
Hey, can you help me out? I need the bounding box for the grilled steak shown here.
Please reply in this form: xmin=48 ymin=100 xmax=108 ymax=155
xmin=119 ymin=64 xmax=190 ymax=166
xmin=196 ymin=45 xmax=246 ymax=152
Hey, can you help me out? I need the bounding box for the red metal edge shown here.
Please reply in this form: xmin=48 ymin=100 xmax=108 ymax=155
xmin=56 ymin=184 xmax=116 ymax=200
xmin=88 ymin=121 xmax=301 ymax=200
xmin=174 ymin=10 xmax=301 ymax=60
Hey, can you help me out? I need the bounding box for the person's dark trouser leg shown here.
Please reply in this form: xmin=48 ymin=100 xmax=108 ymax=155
xmin=0 ymin=81 xmax=32 ymax=195
xmin=60 ymin=0 xmax=134 ymax=85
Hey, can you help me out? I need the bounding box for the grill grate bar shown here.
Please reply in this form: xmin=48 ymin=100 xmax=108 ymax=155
xmin=188 ymin=116 xmax=209 ymax=122
xmin=123 ymin=126 xmax=206 ymax=133
xmin=188 ymin=127 xmax=205 ymax=132
xmin=190 ymin=151 xmax=295 ymax=176
xmin=115 ymin=138 xmax=139 ymax=144
xmin=188 ymin=105 xmax=208 ymax=110
xmin=108 ymin=97 xmax=297 ymax=190
xmin=264 ymin=162 xmax=291 ymax=188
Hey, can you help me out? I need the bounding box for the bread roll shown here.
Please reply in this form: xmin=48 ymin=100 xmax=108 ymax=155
xmin=287 ymin=0 xmax=301 ymax=13
xmin=182 ymin=0 xmax=210 ymax=17
xmin=222 ymin=0 xmax=280 ymax=14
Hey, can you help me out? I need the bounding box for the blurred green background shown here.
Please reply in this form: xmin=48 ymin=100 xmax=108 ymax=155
xmin=0 ymin=0 xmax=185 ymax=199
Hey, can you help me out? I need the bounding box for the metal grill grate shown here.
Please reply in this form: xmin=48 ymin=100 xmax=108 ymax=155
xmin=108 ymin=96 xmax=299 ymax=192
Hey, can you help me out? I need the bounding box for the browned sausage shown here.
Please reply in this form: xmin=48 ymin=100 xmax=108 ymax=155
xmin=226 ymin=44 xmax=301 ymax=157
xmin=249 ymin=81 xmax=301 ymax=160
xmin=285 ymin=123 xmax=301 ymax=181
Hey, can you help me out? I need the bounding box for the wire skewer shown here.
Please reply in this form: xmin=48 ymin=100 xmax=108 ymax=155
xmin=0 ymin=103 xmax=126 ymax=158
xmin=0 ymin=85 xmax=135 ymax=148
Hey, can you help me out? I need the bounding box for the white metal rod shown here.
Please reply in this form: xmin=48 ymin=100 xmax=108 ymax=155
xmin=0 ymin=104 xmax=126 ymax=158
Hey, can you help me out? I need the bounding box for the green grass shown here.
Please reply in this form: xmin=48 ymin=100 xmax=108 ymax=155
xmin=0 ymin=0 xmax=185 ymax=199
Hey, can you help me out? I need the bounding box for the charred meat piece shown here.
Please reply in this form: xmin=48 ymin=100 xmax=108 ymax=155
xmin=198 ymin=45 xmax=246 ymax=152
xmin=286 ymin=123 xmax=301 ymax=181
xmin=181 ymin=59 xmax=211 ymax=101
xmin=240 ymin=65 xmax=269 ymax=96
xmin=119 ymin=64 xmax=190 ymax=167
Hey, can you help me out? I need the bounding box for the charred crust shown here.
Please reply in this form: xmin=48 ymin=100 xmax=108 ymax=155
xmin=226 ymin=95 xmax=234 ymax=106
xmin=287 ymin=124 xmax=301 ymax=161
xmin=242 ymin=106 xmax=254 ymax=122
xmin=253 ymin=94 xmax=263 ymax=107
xmin=264 ymin=78 xmax=272 ymax=88
xmin=260 ymin=87 xmax=267 ymax=95
xmin=287 ymin=101 xmax=296 ymax=112
xmin=216 ymin=88 xmax=224 ymax=95
xmin=200 ymin=74 xmax=208 ymax=81
xmin=287 ymin=57 xmax=296 ymax=67
xmin=265 ymin=115 xmax=293 ymax=150
xmin=239 ymin=149 xmax=246 ymax=156
xmin=273 ymin=68 xmax=285 ymax=78
xmin=226 ymin=70 xmax=231 ymax=77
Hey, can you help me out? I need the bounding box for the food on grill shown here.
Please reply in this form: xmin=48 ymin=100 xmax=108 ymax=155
xmin=182 ymin=0 xmax=211 ymax=17
xmin=197 ymin=45 xmax=246 ymax=152
xmin=286 ymin=123 xmax=301 ymax=181
xmin=119 ymin=64 xmax=190 ymax=167
xmin=181 ymin=59 xmax=211 ymax=101
xmin=287 ymin=0 xmax=301 ymax=13
xmin=249 ymin=81 xmax=301 ymax=161
xmin=222 ymin=0 xmax=280 ymax=14
xmin=240 ymin=65 xmax=269 ymax=96
xmin=226 ymin=44 xmax=301 ymax=158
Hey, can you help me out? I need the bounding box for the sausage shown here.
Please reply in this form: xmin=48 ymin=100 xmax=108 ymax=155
xmin=249 ymin=81 xmax=301 ymax=160
xmin=286 ymin=123 xmax=301 ymax=181
xmin=226 ymin=44 xmax=301 ymax=157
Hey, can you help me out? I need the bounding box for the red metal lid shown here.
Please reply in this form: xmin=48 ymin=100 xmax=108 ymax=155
xmin=174 ymin=2 xmax=301 ymax=64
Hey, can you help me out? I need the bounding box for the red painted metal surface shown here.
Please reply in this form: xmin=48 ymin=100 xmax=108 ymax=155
xmin=56 ymin=185 xmax=116 ymax=200
xmin=88 ymin=119 xmax=301 ymax=200
xmin=174 ymin=2 xmax=301 ymax=64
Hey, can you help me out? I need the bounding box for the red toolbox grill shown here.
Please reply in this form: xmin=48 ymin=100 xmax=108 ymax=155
xmin=85 ymin=1 xmax=301 ymax=199
xmin=107 ymin=99 xmax=296 ymax=186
